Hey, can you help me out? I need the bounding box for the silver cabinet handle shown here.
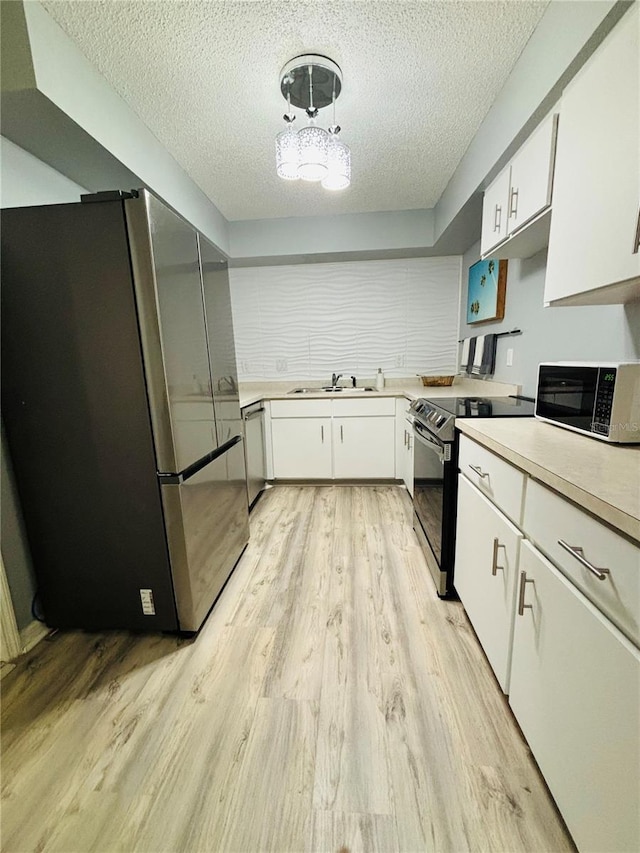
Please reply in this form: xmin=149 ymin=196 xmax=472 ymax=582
xmin=408 ymin=435 xmax=412 ymax=451
xmin=404 ymin=429 xmax=408 ymax=447
xmin=469 ymin=464 xmax=489 ymax=479
xmin=491 ymin=538 xmax=504 ymax=575
xmin=340 ymin=424 xmax=344 ymax=443
xmin=509 ymin=187 xmax=519 ymax=218
xmin=517 ymin=571 xmax=535 ymax=616
xmin=494 ymin=204 xmax=501 ymax=233
xmin=558 ymin=540 xmax=610 ymax=581
xmin=321 ymin=425 xmax=324 ymax=443
xmin=243 ymin=407 xmax=265 ymax=421
xmin=633 ymin=207 xmax=640 ymax=254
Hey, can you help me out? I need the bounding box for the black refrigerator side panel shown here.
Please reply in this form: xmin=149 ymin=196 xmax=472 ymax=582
xmin=1 ymin=203 xmax=178 ymax=631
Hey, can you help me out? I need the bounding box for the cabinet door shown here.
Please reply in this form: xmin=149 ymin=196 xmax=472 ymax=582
xmin=333 ymin=417 xmax=395 ymax=479
xmin=405 ymin=427 xmax=414 ymax=497
xmin=395 ymin=404 xmax=414 ymax=495
xmin=480 ymin=167 xmax=511 ymax=256
xmin=271 ymin=418 xmax=332 ymax=479
xmin=454 ymin=475 xmax=522 ymax=693
xmin=507 ymin=112 xmax=557 ymax=234
xmin=545 ymin=5 xmax=640 ymax=304
xmin=510 ymin=541 xmax=640 ymax=853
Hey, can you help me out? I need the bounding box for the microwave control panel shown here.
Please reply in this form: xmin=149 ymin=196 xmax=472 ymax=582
xmin=592 ymin=368 xmax=617 ymax=434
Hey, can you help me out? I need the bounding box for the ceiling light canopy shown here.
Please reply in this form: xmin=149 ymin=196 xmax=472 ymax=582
xmin=275 ymin=54 xmax=351 ymax=191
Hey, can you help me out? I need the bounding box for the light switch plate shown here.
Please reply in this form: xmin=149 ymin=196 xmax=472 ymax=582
xmin=506 ymin=348 xmax=514 ymax=367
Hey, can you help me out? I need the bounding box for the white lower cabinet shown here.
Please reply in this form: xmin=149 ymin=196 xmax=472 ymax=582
xmin=333 ymin=416 xmax=395 ymax=479
xmin=395 ymin=398 xmax=414 ymax=496
xmin=455 ymin=433 xmax=640 ymax=851
xmin=510 ymin=540 xmax=640 ymax=853
xmin=270 ymin=417 xmax=332 ymax=479
xmin=454 ymin=474 xmax=522 ymax=692
xmin=269 ymin=396 xmax=396 ymax=480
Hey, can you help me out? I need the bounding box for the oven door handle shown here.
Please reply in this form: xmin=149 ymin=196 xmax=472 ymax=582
xmin=412 ymin=424 xmax=446 ymax=461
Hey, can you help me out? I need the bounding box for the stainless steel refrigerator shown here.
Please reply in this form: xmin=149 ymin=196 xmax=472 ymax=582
xmin=1 ymin=189 xmax=249 ymax=633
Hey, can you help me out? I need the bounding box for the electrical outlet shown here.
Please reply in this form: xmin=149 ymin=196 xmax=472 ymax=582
xmin=276 ymin=359 xmax=288 ymax=373
xmin=395 ymin=354 xmax=405 ymax=367
xmin=506 ymin=348 xmax=514 ymax=367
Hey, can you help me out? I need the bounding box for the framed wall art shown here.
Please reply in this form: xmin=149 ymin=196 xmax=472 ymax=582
xmin=466 ymin=258 xmax=507 ymax=324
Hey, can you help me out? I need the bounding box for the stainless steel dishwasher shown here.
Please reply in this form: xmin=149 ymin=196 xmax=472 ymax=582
xmin=241 ymin=402 xmax=266 ymax=508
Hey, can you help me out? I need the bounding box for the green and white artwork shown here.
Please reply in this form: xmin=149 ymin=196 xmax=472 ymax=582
xmin=467 ymin=258 xmax=507 ymax=324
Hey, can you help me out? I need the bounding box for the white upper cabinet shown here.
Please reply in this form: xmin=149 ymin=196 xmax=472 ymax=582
xmin=480 ymin=112 xmax=558 ymax=259
xmin=507 ymin=114 xmax=557 ymax=234
xmin=480 ymin=168 xmax=511 ymax=255
xmin=544 ymin=4 xmax=640 ymax=305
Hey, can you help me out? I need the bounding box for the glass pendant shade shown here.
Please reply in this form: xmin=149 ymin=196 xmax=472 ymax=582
xmin=297 ymin=124 xmax=329 ymax=181
xmin=275 ymin=125 xmax=300 ymax=180
xmin=322 ymin=136 xmax=351 ymax=190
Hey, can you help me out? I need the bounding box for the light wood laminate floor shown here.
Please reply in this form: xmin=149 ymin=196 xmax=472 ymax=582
xmin=1 ymin=486 xmax=574 ymax=852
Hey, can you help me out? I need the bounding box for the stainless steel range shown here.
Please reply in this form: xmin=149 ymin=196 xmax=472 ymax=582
xmin=408 ymin=395 xmax=535 ymax=597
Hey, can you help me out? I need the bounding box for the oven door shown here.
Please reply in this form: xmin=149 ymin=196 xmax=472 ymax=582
xmin=411 ymin=420 xmax=452 ymax=596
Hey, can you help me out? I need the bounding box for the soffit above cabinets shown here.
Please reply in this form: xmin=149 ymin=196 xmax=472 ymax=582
xmin=40 ymin=0 xmax=548 ymax=222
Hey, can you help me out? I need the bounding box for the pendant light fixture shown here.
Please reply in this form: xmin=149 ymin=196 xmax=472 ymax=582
xmin=275 ymin=54 xmax=351 ymax=190
xmin=275 ymin=84 xmax=300 ymax=180
xmin=322 ymin=80 xmax=351 ymax=190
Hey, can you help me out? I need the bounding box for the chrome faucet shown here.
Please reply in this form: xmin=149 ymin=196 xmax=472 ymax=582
xmin=331 ymin=373 xmax=343 ymax=387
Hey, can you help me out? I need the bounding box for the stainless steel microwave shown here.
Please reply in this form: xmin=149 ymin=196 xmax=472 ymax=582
xmin=535 ymin=362 xmax=640 ymax=443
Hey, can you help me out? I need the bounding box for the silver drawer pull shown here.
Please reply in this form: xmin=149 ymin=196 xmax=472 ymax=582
xmin=509 ymin=187 xmax=519 ymax=218
xmin=321 ymin=425 xmax=324 ymax=443
xmin=491 ymin=538 xmax=505 ymax=575
xmin=469 ymin=464 xmax=489 ymax=479
xmin=558 ymin=540 xmax=610 ymax=581
xmin=517 ymin=571 xmax=535 ymax=616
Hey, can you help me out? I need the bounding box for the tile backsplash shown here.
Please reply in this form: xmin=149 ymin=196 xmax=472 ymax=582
xmin=229 ymin=257 xmax=461 ymax=381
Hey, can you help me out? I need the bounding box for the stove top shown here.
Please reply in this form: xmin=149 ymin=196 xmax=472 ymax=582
xmin=428 ymin=396 xmax=536 ymax=418
xmin=409 ymin=395 xmax=535 ymax=443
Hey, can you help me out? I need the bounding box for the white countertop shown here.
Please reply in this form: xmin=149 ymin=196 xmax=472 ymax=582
xmin=238 ymin=377 xmax=521 ymax=408
xmin=457 ymin=419 xmax=640 ymax=543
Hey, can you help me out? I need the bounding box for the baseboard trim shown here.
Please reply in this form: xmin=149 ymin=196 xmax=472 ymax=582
xmin=268 ymin=478 xmax=402 ymax=486
xmin=20 ymin=620 xmax=51 ymax=654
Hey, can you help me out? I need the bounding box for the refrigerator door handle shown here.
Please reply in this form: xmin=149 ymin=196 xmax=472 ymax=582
xmin=159 ymin=435 xmax=243 ymax=484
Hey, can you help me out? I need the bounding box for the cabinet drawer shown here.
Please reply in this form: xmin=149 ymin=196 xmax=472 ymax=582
xmin=270 ymin=399 xmax=332 ymax=418
xmin=510 ymin=541 xmax=640 ymax=853
xmin=332 ymin=397 xmax=396 ymax=417
xmin=524 ymin=478 xmax=640 ymax=646
xmin=458 ymin=435 xmax=525 ymax=524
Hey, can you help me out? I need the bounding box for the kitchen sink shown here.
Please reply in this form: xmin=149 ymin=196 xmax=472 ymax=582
xmin=288 ymin=386 xmax=377 ymax=394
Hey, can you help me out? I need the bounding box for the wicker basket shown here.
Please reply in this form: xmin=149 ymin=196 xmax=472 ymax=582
xmin=420 ymin=375 xmax=455 ymax=387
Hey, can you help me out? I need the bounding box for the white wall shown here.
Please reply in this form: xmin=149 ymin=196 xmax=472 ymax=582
xmin=459 ymin=242 xmax=640 ymax=398
xmin=230 ymin=209 xmax=435 ymax=262
xmin=230 ymin=257 xmax=461 ymax=382
xmin=1 ymin=135 xmax=87 ymax=207
xmin=3 ymin=1 xmax=230 ymax=253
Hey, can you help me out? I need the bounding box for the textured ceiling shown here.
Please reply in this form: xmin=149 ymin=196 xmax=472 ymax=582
xmin=41 ymin=0 xmax=549 ymax=222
